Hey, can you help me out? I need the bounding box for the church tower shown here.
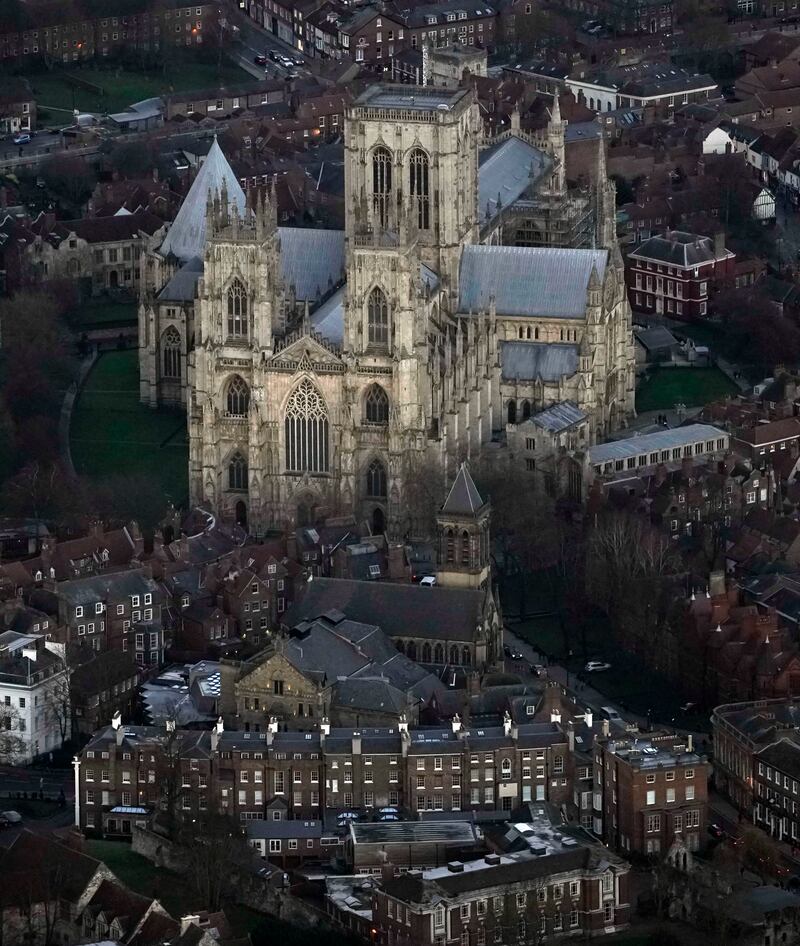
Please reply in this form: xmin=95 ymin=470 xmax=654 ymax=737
xmin=435 ymin=463 xmax=491 ymax=589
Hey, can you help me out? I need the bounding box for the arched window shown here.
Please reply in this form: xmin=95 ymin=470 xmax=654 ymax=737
xmin=461 ymin=530 xmax=470 ymax=566
xmin=508 ymin=400 xmax=517 ymax=424
xmin=285 ymin=379 xmax=329 ymax=473
xmin=462 ymin=647 xmax=471 ymax=667
xmin=434 ymin=643 xmax=444 ymax=664
xmin=372 ymin=147 xmax=392 ymax=228
xmin=422 ymin=643 xmax=431 ymax=663
xmin=366 ymin=458 xmax=387 ymax=498
xmin=522 ymin=400 xmax=531 ymax=420
xmin=227 ymin=279 xmax=248 ymax=338
xmin=365 ymin=384 xmax=389 ymax=424
xmin=407 ymin=641 xmax=417 ymax=661
xmin=226 ymin=375 xmax=249 ymax=417
xmin=535 ymin=327 xmax=540 ymax=340
xmin=228 ymin=452 xmax=248 ymax=491
xmin=409 ymin=148 xmax=430 ymax=230
xmin=368 ymin=287 xmax=389 ymax=350
xmin=450 ymin=645 xmax=459 ymax=665
xmin=446 ymin=529 xmax=455 ymax=564
xmin=396 ymin=640 xmax=406 ymax=655
xmin=518 ymin=327 xmax=524 ymax=339
xmin=162 ymin=327 xmax=181 ymax=380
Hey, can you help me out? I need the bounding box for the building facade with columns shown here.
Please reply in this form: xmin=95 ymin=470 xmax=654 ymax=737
xmin=138 ymin=85 xmax=634 ymax=535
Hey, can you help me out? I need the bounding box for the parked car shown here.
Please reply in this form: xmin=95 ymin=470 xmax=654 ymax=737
xmin=13 ymin=134 xmax=31 ymax=145
xmin=509 ymin=650 xmax=524 ymax=661
xmin=254 ymin=54 xmax=267 ymax=65
xmin=585 ymin=660 xmax=612 ymax=672
xmin=530 ymin=663 xmax=546 ymax=676
xmin=707 ymin=823 xmax=726 ymax=840
xmin=419 ymin=575 xmax=437 ymax=587
xmin=1 ymin=811 xmax=22 ymax=824
xmin=269 ymin=50 xmax=283 ymax=63
xmin=599 ymin=705 xmax=623 ymax=724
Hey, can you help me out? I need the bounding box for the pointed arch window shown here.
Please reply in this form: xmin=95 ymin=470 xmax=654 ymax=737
xmin=446 ymin=529 xmax=455 ymax=564
xmin=366 ymin=458 xmax=387 ymax=498
xmin=409 ymin=148 xmax=430 ymax=230
xmin=365 ymin=383 xmax=389 ymax=425
xmin=372 ymin=147 xmax=392 ymax=229
xmin=228 ymin=452 xmax=248 ymax=491
xmin=368 ymin=287 xmax=389 ymax=350
xmin=461 ymin=530 xmax=470 ymax=566
xmin=226 ymin=375 xmax=250 ymax=417
xmin=285 ymin=379 xmax=329 ymax=474
xmin=507 ymin=400 xmax=517 ymax=424
xmin=162 ymin=327 xmax=181 ymax=380
xmin=434 ymin=644 xmax=444 ymax=664
xmin=227 ymin=279 xmax=248 ymax=338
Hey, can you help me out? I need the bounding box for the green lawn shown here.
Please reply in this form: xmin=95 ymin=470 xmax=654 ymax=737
xmin=69 ymin=297 xmax=137 ymax=331
xmin=27 ymin=57 xmax=253 ymax=117
xmin=70 ymin=349 xmax=188 ymax=504
xmin=86 ymin=840 xmax=203 ymax=917
xmin=636 ymin=366 xmax=736 ymax=413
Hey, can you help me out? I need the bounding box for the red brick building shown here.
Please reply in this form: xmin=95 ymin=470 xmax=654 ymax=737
xmin=626 ymin=230 xmax=735 ymax=319
xmin=594 ymin=730 xmax=709 ymax=857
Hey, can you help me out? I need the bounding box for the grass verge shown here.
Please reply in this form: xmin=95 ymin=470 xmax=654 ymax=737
xmin=70 ymin=349 xmax=188 ymax=504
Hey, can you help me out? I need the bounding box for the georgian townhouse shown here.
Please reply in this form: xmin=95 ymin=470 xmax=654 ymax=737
xmin=593 ymin=730 xmax=709 ymax=856
xmin=753 ymin=737 xmax=800 ymax=846
xmin=365 ymin=816 xmax=631 ymax=945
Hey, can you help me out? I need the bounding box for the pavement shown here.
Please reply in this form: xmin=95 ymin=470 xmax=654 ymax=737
xmin=709 ymin=791 xmax=800 ymax=880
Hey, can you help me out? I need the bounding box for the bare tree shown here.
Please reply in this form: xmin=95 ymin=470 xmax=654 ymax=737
xmin=179 ymin=808 xmax=252 ymax=910
xmin=0 ymin=701 xmax=28 ymax=764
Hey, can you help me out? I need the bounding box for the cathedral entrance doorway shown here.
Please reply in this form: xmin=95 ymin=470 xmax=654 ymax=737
xmin=235 ymin=500 xmax=248 ymax=529
xmin=371 ymin=507 xmax=385 ymax=535
xmin=297 ymin=495 xmax=316 ymax=527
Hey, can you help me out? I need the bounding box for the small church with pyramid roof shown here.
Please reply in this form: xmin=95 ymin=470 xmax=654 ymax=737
xmin=137 ymin=85 xmax=635 ymax=537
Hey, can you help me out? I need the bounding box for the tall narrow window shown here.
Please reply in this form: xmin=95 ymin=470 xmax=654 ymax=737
xmin=372 ymin=147 xmax=392 ymax=229
xmin=162 ymin=327 xmax=180 ymax=379
xmin=461 ymin=530 xmax=470 ymax=566
xmin=446 ymin=529 xmax=455 ymax=564
xmin=409 ymin=148 xmax=430 ymax=230
xmin=285 ymin=379 xmax=329 ymax=474
xmin=366 ymin=458 xmax=387 ymax=498
xmin=226 ymin=375 xmax=250 ymax=417
xmin=365 ymin=384 xmax=389 ymax=424
xmin=227 ymin=279 xmax=248 ymax=338
xmin=229 ymin=452 xmax=248 ymax=491
xmin=368 ymin=287 xmax=389 ymax=350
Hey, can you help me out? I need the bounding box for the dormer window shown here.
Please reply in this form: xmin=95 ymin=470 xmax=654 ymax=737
xmin=101 ymin=548 xmax=109 ymax=561
xmin=35 ymin=571 xmax=42 ymax=582
xmin=181 ymin=595 xmax=190 ymax=608
xmin=426 ymin=14 xmax=437 ymax=23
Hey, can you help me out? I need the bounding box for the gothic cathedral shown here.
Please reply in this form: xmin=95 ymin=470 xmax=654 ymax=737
xmin=138 ymin=85 xmax=635 ymax=535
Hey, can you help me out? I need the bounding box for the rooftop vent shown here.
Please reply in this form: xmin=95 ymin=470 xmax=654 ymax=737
xmin=484 ymin=853 xmax=501 ymax=866
xmin=447 ymin=861 xmax=465 ymax=873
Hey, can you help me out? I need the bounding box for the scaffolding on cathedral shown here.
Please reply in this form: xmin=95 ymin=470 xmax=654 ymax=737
xmin=503 ymin=188 xmax=597 ymax=250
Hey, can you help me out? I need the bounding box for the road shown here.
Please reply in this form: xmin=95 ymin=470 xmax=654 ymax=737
xmin=709 ymin=792 xmax=800 ymax=881
xmin=223 ymin=4 xmax=313 ymax=82
xmin=0 ymin=129 xmax=65 ymax=163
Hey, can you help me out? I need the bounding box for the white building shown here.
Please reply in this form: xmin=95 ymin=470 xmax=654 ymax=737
xmin=0 ymin=631 xmax=69 ymax=764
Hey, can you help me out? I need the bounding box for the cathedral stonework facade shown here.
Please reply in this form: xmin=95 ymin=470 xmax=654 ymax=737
xmin=138 ymin=85 xmax=635 ymax=535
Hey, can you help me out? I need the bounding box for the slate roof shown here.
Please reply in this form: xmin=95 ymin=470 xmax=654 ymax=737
xmin=157 ymin=256 xmax=204 ymax=303
xmin=477 ymin=135 xmax=549 ymax=224
xmin=589 ymin=424 xmax=727 ymax=466
xmin=635 ymin=325 xmax=679 ymax=351
xmin=159 ymin=138 xmax=247 ymax=263
xmin=284 ymin=578 xmax=487 ymax=643
xmin=531 ymin=401 xmax=587 ymax=433
xmin=278 ymin=227 xmax=345 ymax=301
xmin=500 ymin=341 xmax=578 ymax=382
xmin=629 ymin=230 xmax=729 ymax=268
xmin=441 ymin=463 xmax=485 ymax=516
xmin=311 ymin=285 xmax=345 ymax=344
xmin=458 ymin=245 xmax=607 ymax=318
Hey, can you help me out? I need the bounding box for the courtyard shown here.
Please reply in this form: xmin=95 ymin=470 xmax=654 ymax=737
xmin=70 ymin=349 xmax=188 ymax=504
xmin=635 ymin=365 xmax=737 ymax=413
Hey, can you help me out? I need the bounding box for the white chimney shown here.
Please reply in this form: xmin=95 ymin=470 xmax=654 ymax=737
xmin=584 ymin=710 xmax=593 ymax=729
xmin=503 ymin=711 xmax=512 ymax=737
xmin=320 ymin=716 xmax=331 ymax=737
xmin=452 ymin=713 xmax=462 ymax=734
xmin=268 ymin=716 xmax=279 ymax=734
xmin=111 ymin=710 xmax=122 ymax=731
xmin=398 ymin=713 xmax=409 ymax=735
xmin=551 ymin=709 xmax=562 ymax=724
xmin=687 ymin=734 xmax=693 ymax=753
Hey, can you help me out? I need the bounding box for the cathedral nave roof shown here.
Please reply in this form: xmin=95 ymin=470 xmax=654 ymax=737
xmin=458 ymin=244 xmax=607 ymax=318
xmin=278 ymin=226 xmax=345 ymax=301
xmin=159 ymin=137 xmax=248 ymax=263
xmin=478 ymin=135 xmax=550 ymax=224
